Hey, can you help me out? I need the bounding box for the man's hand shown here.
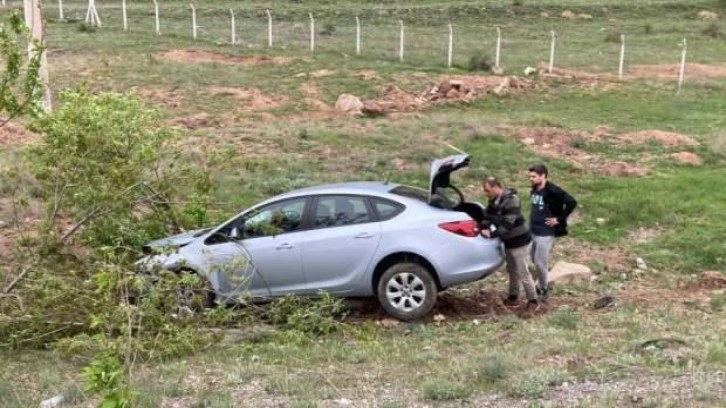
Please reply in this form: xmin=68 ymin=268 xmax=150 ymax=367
xmin=480 ymin=229 xmax=492 ymax=238
xmin=545 ymin=217 xmax=559 ymax=227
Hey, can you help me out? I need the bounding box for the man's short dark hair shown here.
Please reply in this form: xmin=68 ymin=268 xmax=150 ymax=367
xmin=529 ymin=164 xmax=548 ymax=177
xmin=483 ymin=176 xmax=502 ymax=188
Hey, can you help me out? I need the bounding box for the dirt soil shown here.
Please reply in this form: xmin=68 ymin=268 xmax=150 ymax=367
xmin=206 ymin=86 xmax=289 ymax=111
xmin=360 ymin=76 xmax=536 ymax=114
xmin=507 ymin=126 xmax=649 ymax=177
xmin=630 ymin=63 xmax=726 ymax=79
xmin=617 ymin=130 xmax=699 ymax=148
xmin=157 ymin=50 xmax=296 ymax=66
xmin=0 ymin=121 xmax=37 ymax=146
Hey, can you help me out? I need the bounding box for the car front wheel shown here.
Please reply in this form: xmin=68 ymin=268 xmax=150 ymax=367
xmin=376 ymin=262 xmax=437 ymax=321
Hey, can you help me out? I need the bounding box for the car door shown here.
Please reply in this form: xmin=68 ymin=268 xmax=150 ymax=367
xmin=300 ymin=195 xmax=382 ymax=295
xmin=202 ymin=197 xmax=310 ymax=299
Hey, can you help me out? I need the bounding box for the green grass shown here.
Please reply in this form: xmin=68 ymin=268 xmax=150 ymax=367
xmin=1 ymin=0 xmax=726 ymax=405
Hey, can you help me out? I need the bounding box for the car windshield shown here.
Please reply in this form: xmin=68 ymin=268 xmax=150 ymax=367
xmin=388 ymin=185 xmax=455 ymax=209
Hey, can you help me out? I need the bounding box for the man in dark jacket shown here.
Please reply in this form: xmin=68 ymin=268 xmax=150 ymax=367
xmin=528 ymin=164 xmax=578 ymax=300
xmin=481 ymin=176 xmax=539 ymax=310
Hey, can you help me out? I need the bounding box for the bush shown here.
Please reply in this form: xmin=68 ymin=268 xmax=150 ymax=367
xmin=320 ymin=23 xmax=336 ymax=36
xmin=478 ymin=353 xmax=513 ymax=385
xmin=703 ymin=23 xmax=722 ymax=39
xmin=604 ymin=30 xmax=622 ymax=43
xmin=267 ymin=291 xmax=348 ymax=336
xmin=422 ymin=380 xmax=472 ymax=401
xmin=467 ymin=52 xmax=493 ymax=72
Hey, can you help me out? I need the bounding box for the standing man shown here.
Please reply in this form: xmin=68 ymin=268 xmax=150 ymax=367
xmin=481 ymin=176 xmax=539 ymax=311
xmin=528 ymin=164 xmax=578 ymax=300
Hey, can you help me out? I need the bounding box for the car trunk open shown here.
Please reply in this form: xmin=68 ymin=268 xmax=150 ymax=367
xmin=428 ymin=153 xmax=486 ymax=223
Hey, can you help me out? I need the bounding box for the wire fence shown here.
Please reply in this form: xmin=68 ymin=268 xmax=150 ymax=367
xmin=2 ymin=0 xmax=722 ymax=80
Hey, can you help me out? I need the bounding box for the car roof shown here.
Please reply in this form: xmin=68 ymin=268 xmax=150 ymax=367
xmin=270 ymin=181 xmax=402 ymax=201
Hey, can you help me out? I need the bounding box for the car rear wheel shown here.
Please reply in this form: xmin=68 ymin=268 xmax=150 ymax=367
xmin=376 ymin=262 xmax=437 ymax=321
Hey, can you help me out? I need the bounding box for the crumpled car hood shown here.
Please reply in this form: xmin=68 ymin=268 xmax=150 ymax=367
xmin=144 ymin=228 xmax=210 ymax=249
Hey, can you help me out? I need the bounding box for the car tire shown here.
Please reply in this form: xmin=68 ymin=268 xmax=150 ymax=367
xmin=376 ymin=262 xmax=437 ymax=321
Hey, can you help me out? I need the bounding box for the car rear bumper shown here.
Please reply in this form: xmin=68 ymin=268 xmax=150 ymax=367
xmin=432 ymin=237 xmax=505 ymax=289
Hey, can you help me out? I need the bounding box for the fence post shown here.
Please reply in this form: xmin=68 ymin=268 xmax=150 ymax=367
xmin=85 ymin=0 xmax=101 ymax=26
xmin=618 ymin=34 xmax=625 ymax=80
xmin=58 ymin=0 xmax=63 ymax=20
xmin=549 ymin=30 xmax=556 ymax=73
xmin=153 ymin=0 xmax=160 ymax=35
xmin=495 ymin=26 xmax=501 ymax=70
xmin=190 ymin=3 xmax=196 ymax=39
xmin=122 ymin=0 xmax=128 ymax=31
xmin=309 ymin=13 xmax=314 ymax=53
xmin=678 ymin=38 xmax=687 ymax=92
xmin=355 ymin=16 xmax=360 ymax=55
xmin=266 ymin=9 xmax=272 ymax=47
xmin=447 ymin=22 xmax=453 ymax=68
xmin=398 ymin=19 xmax=404 ymax=62
xmin=230 ymin=9 xmax=236 ymax=44
xmin=25 ymin=0 xmax=52 ymax=111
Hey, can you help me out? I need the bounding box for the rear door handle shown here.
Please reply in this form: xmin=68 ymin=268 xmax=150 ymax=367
xmin=276 ymin=243 xmax=293 ymax=250
xmin=354 ymin=232 xmax=374 ymax=239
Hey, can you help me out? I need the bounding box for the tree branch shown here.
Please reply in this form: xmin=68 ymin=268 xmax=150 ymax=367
xmin=3 ymin=266 xmax=30 ymax=294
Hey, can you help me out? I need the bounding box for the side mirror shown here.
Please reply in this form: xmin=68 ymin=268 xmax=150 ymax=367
xmin=229 ymin=226 xmax=240 ymax=240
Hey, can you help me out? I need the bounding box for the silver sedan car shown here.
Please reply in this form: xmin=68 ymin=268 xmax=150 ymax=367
xmin=137 ymin=154 xmax=504 ymax=320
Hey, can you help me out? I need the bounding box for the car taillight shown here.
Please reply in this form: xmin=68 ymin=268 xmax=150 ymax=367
xmin=438 ymin=220 xmax=479 ymax=237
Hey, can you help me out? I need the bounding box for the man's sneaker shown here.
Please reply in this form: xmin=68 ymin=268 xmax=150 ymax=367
xmin=503 ymin=295 xmax=518 ymax=306
xmin=540 ymin=287 xmax=549 ymax=303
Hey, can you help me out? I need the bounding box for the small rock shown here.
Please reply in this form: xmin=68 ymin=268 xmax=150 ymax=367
xmin=438 ymin=80 xmax=453 ymax=95
xmin=636 ymin=257 xmax=648 ymax=271
xmin=294 ymin=72 xmax=307 ymax=78
xmin=445 ymin=89 xmax=461 ymax=99
xmin=522 ymin=137 xmax=536 ymax=146
xmin=334 ymin=94 xmax=364 ymax=115
xmin=698 ymin=10 xmax=719 ymax=21
xmin=561 ymin=10 xmax=576 ymax=19
xmin=492 ymin=66 xmax=504 ymax=76
xmin=596 ymin=218 xmax=606 ymax=225
xmin=578 ymin=13 xmax=593 ymax=20
xmin=361 ymin=101 xmax=385 ymax=117
xmin=433 ymin=314 xmax=446 ymax=324
xmin=524 ymin=66 xmax=537 ymax=76
xmin=378 ymin=318 xmax=400 ymax=328
xmin=540 ymin=12 xmax=550 ymax=18
xmin=620 ymin=273 xmax=629 ymax=281
xmin=550 ymin=262 xmax=593 ymax=285
xmin=472 ymin=319 xmax=481 ymax=325
xmin=335 ymin=398 xmax=352 ymax=406
xmin=39 ymin=395 xmax=65 ymax=408
xmin=593 ymin=295 xmax=616 ymax=309
xmin=493 ymin=77 xmax=511 ymax=94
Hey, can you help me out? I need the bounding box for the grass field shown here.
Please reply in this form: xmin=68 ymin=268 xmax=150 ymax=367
xmin=1 ymin=0 xmax=726 ymax=406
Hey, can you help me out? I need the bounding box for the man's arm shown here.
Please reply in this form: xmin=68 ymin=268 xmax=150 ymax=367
xmin=490 ymin=196 xmax=521 ymax=238
xmin=559 ymin=188 xmax=577 ymax=222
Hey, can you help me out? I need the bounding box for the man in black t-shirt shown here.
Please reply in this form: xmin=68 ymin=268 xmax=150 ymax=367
xmin=528 ymin=164 xmax=578 ymax=301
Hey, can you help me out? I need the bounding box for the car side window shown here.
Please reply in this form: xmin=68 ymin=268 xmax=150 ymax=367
xmin=242 ymin=198 xmax=307 ymax=238
xmin=372 ymin=198 xmax=404 ymax=221
xmin=314 ymin=196 xmax=372 ymax=228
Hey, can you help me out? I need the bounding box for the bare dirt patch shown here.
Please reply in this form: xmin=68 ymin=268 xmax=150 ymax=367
xmin=157 ymin=50 xmax=296 ymax=66
xmin=507 ymin=126 xmax=649 ymax=177
xmin=629 ymin=63 xmax=726 ymax=80
xmin=206 ymin=86 xmax=289 ymax=111
xmin=355 ymin=76 xmax=536 ymax=115
xmin=0 ymin=121 xmax=37 ymax=146
xmin=133 ymin=87 xmax=185 ymax=109
xmin=627 ymin=227 xmax=664 ymax=244
xmin=671 ymin=151 xmax=703 ymax=165
xmin=617 ymin=130 xmax=699 ymax=148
